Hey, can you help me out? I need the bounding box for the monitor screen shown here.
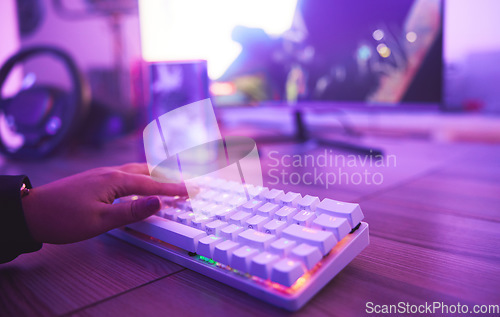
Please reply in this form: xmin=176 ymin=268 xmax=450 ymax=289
xmin=139 ymin=0 xmax=443 ymax=107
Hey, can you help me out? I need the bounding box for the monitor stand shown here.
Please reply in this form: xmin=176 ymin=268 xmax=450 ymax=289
xmin=252 ymin=109 xmax=384 ymax=157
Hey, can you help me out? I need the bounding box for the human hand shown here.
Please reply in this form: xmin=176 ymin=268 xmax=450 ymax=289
xmin=22 ymin=163 xmax=188 ymax=244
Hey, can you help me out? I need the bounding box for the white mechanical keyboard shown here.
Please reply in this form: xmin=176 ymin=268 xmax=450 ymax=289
xmin=109 ymin=179 xmax=369 ymax=311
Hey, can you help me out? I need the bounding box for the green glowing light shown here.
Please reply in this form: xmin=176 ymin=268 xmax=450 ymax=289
xmin=199 ymin=255 xmax=217 ymax=264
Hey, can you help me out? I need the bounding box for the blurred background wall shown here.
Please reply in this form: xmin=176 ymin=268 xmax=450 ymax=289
xmin=3 ymin=0 xmax=500 ymax=113
xmin=444 ymin=0 xmax=500 ymax=113
xmin=16 ymin=0 xmax=142 ymax=112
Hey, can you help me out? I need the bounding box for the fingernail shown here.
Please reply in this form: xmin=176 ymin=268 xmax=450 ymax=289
xmin=146 ymin=197 xmax=160 ymax=212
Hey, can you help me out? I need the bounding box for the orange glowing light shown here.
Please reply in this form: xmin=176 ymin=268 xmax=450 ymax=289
xmin=289 ymin=276 xmax=308 ymax=292
xmin=210 ymin=82 xmax=236 ymax=95
xmin=376 ymin=44 xmax=391 ymax=58
xmin=303 ymin=228 xmax=317 ymax=233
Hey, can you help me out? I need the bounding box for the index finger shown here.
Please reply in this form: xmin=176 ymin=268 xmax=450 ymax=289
xmin=114 ymin=173 xmax=188 ymax=198
xmin=116 ymin=163 xmax=150 ymax=175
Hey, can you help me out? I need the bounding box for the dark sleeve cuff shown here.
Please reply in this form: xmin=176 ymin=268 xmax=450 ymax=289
xmin=0 ymin=175 xmax=42 ymax=263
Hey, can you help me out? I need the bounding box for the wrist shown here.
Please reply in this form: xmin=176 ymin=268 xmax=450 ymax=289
xmin=0 ymin=175 xmax=42 ymax=262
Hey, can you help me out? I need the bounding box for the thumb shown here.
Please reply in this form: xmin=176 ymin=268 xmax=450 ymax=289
xmin=104 ymin=196 xmax=161 ymax=229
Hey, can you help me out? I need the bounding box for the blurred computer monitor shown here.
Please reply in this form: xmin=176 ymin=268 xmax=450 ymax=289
xmin=139 ymin=0 xmax=443 ymax=108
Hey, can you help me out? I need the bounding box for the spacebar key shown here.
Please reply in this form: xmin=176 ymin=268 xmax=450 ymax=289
xmin=127 ymin=216 xmax=207 ymax=252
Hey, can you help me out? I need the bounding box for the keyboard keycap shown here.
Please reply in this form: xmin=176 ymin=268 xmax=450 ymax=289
xmin=263 ymin=189 xmax=284 ymax=204
xmin=175 ymin=199 xmax=191 ymax=211
xmin=270 ymin=258 xmax=306 ymax=287
xmin=162 ymin=207 xmax=184 ymax=221
xmin=229 ymin=211 xmax=252 ymax=226
xmin=220 ymin=181 xmax=240 ymax=193
xmin=177 ymin=212 xmax=195 ymax=225
xmin=282 ymin=224 xmax=337 ymax=255
xmin=279 ymin=192 xmax=301 ymax=207
xmin=231 ymin=185 xmax=246 ymax=197
xmin=197 ymin=235 xmax=224 ymax=258
xmin=201 ymin=203 xmax=220 ymax=217
xmin=242 ymin=199 xmax=265 ymax=213
xmin=200 ymin=190 xmax=218 ymax=201
xmin=256 ymin=202 xmax=280 ymax=217
xmin=127 ymin=216 xmax=207 ymax=252
xmin=297 ymin=195 xmax=320 ymax=211
xmin=213 ymin=205 xmax=237 ymax=221
xmin=312 ymin=214 xmax=351 ymax=241
xmin=220 ymin=224 xmax=245 ymax=240
xmin=156 ymin=208 xmax=167 ymax=218
xmin=232 ymin=246 xmax=259 ymax=272
xmin=245 ymin=215 xmax=270 ymax=231
xmin=190 ymin=200 xmax=209 ymax=212
xmin=250 ymin=252 xmax=280 ymax=279
xmin=269 ymin=238 xmax=297 ymax=256
xmin=316 ymin=198 xmax=364 ymax=228
xmin=292 ymin=210 xmax=316 ymax=226
xmin=290 ymin=244 xmax=322 ymax=270
xmin=274 ymin=206 xmax=299 ymax=223
xmin=191 ymin=215 xmax=213 ymax=230
xmin=238 ymin=229 xmax=276 ymax=250
xmin=245 ymin=185 xmax=268 ymax=200
xmin=205 ymin=220 xmax=228 ymax=236
xmin=263 ymin=219 xmax=288 ymax=236
xmin=227 ymin=196 xmax=249 ymax=210
xmin=213 ymin=240 xmax=240 ymax=265
xmin=214 ymin=192 xmax=232 ymax=205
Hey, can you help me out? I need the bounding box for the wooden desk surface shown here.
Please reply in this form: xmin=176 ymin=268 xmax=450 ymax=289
xmin=1 ymin=135 xmax=499 ymax=317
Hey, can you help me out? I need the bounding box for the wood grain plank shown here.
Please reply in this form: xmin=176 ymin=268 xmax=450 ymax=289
xmin=0 ymin=235 xmax=184 ymax=317
xmin=362 ymin=198 xmax=500 ymax=263
xmin=363 ymin=172 xmax=500 ymax=222
xmin=69 ymin=269 xmax=296 ymax=317
xmin=357 ymin=237 xmax=500 ymax=304
xmin=70 ymin=235 xmax=499 ymax=317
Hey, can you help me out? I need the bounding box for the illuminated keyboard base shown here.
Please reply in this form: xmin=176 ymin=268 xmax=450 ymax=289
xmin=108 ymin=222 xmax=369 ymax=311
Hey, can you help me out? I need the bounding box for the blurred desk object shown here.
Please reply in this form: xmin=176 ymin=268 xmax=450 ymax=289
xmin=1 ymin=124 xmax=500 ymax=316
